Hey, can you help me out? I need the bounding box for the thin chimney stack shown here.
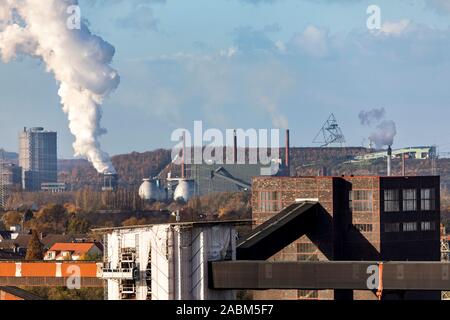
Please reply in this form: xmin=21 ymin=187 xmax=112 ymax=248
xmin=402 ymin=153 xmax=406 ymax=176
xmin=233 ymin=129 xmax=238 ymax=164
xmin=285 ymin=129 xmax=290 ymax=176
xmin=181 ymin=131 xmax=185 ymax=179
xmin=387 ymin=145 xmax=392 ymax=177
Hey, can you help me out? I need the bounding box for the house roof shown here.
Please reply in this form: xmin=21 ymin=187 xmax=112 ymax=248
xmin=1 ymin=234 xmax=91 ymax=250
xmin=0 ymin=231 xmax=12 ymax=240
xmin=0 ymin=250 xmax=24 ymax=260
xmin=0 ymin=286 xmax=43 ymax=300
xmin=48 ymin=242 xmax=100 ymax=253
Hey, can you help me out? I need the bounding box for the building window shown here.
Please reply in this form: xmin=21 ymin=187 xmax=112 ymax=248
xmin=384 ymin=223 xmax=400 ymax=233
xmin=353 ymin=224 xmax=373 ymax=232
xmin=297 ymin=243 xmax=317 ymax=253
xmin=421 ymin=221 xmax=436 ymax=231
xmin=421 ymin=188 xmax=436 ymax=211
xmin=402 ymin=222 xmax=417 ymax=232
xmin=298 ymin=290 xmax=318 ymax=300
xmin=258 ymin=191 xmax=281 ymax=212
xmin=402 ymin=189 xmax=417 ymax=211
xmin=384 ymin=189 xmax=400 ymax=212
xmin=349 ymin=190 xmax=373 ymax=212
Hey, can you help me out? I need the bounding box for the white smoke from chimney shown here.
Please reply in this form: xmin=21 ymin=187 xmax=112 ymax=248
xmin=0 ymin=0 xmax=119 ymax=174
xmin=359 ymin=108 xmax=397 ymax=149
xmin=359 ymin=108 xmax=386 ymax=126
xmin=369 ymin=120 xmax=397 ymax=149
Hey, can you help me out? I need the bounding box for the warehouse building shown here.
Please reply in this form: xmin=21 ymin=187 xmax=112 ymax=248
xmin=251 ymin=175 xmax=440 ymax=300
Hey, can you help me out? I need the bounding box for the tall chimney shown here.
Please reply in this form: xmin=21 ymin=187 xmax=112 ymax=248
xmin=402 ymin=153 xmax=406 ymax=176
xmin=285 ymin=129 xmax=290 ymax=176
xmin=181 ymin=131 xmax=185 ymax=179
xmin=233 ymin=129 xmax=237 ymax=164
xmin=387 ymin=145 xmax=392 ymax=177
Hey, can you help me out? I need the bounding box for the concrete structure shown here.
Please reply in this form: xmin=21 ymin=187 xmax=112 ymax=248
xmin=99 ymin=222 xmax=237 ymax=300
xmin=19 ymin=127 xmax=57 ymax=191
xmin=102 ymin=173 xmax=118 ymax=191
xmin=251 ymin=175 xmax=440 ymax=300
xmin=351 ymin=146 xmax=437 ymax=163
xmin=41 ymin=182 xmax=67 ymax=193
xmin=44 ymin=242 xmax=102 ymax=261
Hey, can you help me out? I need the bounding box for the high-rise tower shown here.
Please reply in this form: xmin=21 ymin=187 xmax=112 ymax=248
xmin=19 ymin=127 xmax=57 ymax=191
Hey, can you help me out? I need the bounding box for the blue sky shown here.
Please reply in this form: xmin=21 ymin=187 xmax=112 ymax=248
xmin=2 ymin=0 xmax=450 ymax=158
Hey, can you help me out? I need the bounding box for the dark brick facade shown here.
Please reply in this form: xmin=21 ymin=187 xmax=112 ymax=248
xmin=251 ymin=176 xmax=440 ymax=300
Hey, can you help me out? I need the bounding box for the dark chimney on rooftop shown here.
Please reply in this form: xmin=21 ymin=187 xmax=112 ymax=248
xmin=233 ymin=129 xmax=237 ymax=164
xmin=285 ymin=129 xmax=290 ymax=176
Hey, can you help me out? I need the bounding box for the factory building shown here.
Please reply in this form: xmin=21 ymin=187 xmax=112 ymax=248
xmin=251 ymin=175 xmax=441 ymax=300
xmin=19 ymin=127 xmax=57 ymax=191
xmin=102 ymin=173 xmax=118 ymax=192
xmin=188 ymin=129 xmax=291 ymax=197
xmin=190 ymin=163 xmax=258 ymax=196
xmin=99 ymin=221 xmax=237 ymax=300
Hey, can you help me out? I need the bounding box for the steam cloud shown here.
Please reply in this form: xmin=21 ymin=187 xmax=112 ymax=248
xmin=369 ymin=120 xmax=397 ymax=149
xmin=0 ymin=0 xmax=119 ymax=174
xmin=359 ymin=108 xmax=397 ymax=148
xmin=358 ymin=108 xmax=386 ymax=126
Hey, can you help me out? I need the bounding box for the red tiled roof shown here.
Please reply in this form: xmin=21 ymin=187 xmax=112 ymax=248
xmin=48 ymin=242 xmax=98 ymax=253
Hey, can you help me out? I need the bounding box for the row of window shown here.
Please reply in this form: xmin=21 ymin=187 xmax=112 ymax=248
xmin=258 ymin=188 xmax=436 ymax=213
xmin=353 ymin=223 xmax=373 ymax=232
xmin=258 ymin=191 xmax=282 ymax=212
xmin=384 ymin=188 xmax=435 ymax=212
xmin=384 ymin=221 xmax=436 ymax=233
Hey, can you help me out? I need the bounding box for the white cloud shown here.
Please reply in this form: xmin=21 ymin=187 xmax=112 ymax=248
xmin=379 ymin=19 xmax=411 ymax=36
xmin=290 ymin=25 xmax=330 ymax=58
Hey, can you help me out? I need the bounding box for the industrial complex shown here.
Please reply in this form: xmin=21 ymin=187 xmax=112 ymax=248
xmin=0 ymin=124 xmax=449 ymax=301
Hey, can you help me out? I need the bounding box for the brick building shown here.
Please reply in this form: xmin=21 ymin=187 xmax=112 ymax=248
xmin=251 ymin=175 xmax=440 ymax=300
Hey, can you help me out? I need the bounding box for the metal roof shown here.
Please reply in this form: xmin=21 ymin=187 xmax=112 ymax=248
xmin=237 ymin=201 xmax=320 ymax=260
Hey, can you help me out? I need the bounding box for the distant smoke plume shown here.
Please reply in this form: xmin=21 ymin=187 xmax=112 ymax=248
xmin=369 ymin=120 xmax=397 ymax=149
xmin=359 ymin=108 xmax=397 ymax=148
xmin=260 ymin=96 xmax=289 ymax=129
xmin=0 ymin=0 xmax=119 ymax=174
xmin=359 ymin=108 xmax=386 ymax=126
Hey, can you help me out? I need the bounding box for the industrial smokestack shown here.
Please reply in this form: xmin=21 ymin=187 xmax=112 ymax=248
xmin=387 ymin=145 xmax=392 ymax=177
xmin=233 ymin=129 xmax=237 ymax=164
xmin=181 ymin=131 xmax=185 ymax=179
xmin=402 ymin=153 xmax=406 ymax=176
xmin=285 ymin=129 xmax=290 ymax=176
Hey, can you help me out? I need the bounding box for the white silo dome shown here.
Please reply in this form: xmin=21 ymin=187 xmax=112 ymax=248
xmin=139 ymin=179 xmax=165 ymax=201
xmin=174 ymin=180 xmax=194 ymax=202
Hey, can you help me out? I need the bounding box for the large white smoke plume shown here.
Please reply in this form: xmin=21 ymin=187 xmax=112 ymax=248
xmin=0 ymin=0 xmax=119 ymax=174
xmin=359 ymin=108 xmax=397 ymax=149
xmin=359 ymin=107 xmax=386 ymax=126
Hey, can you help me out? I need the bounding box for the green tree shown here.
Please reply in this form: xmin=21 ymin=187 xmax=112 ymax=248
xmin=25 ymin=230 xmax=44 ymax=260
